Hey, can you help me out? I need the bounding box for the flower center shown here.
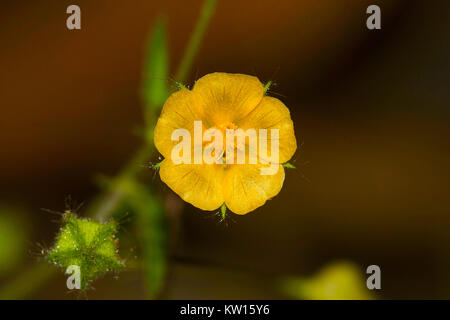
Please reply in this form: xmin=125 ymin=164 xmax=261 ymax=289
xmin=201 ymin=122 xmax=244 ymax=166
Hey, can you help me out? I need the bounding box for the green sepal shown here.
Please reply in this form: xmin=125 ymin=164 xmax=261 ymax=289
xmin=282 ymin=162 xmax=296 ymax=169
xmin=263 ymin=81 xmax=272 ymax=95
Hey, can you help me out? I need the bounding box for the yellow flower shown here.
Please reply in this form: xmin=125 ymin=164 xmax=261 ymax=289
xmin=154 ymin=72 xmax=297 ymax=215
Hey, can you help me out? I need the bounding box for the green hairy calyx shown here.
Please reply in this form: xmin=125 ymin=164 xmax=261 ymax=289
xmin=46 ymin=213 xmax=124 ymax=290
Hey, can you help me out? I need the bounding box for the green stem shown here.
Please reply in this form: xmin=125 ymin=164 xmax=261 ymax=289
xmin=89 ymin=142 xmax=155 ymax=222
xmin=174 ymin=0 xmax=217 ymax=83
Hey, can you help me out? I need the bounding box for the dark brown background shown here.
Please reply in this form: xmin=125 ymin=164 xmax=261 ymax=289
xmin=0 ymin=0 xmax=449 ymax=299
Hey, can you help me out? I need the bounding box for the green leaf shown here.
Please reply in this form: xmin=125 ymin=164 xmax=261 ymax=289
xmin=142 ymin=18 xmax=169 ymax=116
xmin=119 ymin=179 xmax=167 ymax=299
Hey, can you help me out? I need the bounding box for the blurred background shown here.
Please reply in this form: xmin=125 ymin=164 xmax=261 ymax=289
xmin=0 ymin=0 xmax=449 ymax=299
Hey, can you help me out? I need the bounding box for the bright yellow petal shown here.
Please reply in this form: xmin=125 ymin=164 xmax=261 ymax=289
xmin=154 ymin=89 xmax=203 ymax=159
xmin=238 ymin=96 xmax=297 ymax=163
xmin=223 ymin=164 xmax=285 ymax=215
xmin=159 ymin=160 xmax=225 ymax=211
xmin=193 ymin=73 xmax=264 ymax=126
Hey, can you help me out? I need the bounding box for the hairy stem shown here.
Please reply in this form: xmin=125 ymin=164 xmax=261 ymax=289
xmin=174 ymin=0 xmax=217 ymax=83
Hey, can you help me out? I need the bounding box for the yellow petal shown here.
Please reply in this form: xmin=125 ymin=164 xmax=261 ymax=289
xmin=154 ymin=89 xmax=203 ymax=159
xmin=223 ymin=163 xmax=285 ymax=215
xmin=159 ymin=160 xmax=225 ymax=211
xmin=193 ymin=73 xmax=264 ymax=126
xmin=238 ymin=96 xmax=297 ymax=163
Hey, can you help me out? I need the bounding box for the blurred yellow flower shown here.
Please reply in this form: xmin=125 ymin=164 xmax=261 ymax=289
xmin=280 ymin=261 xmax=373 ymax=300
xmin=154 ymin=72 xmax=296 ymax=214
